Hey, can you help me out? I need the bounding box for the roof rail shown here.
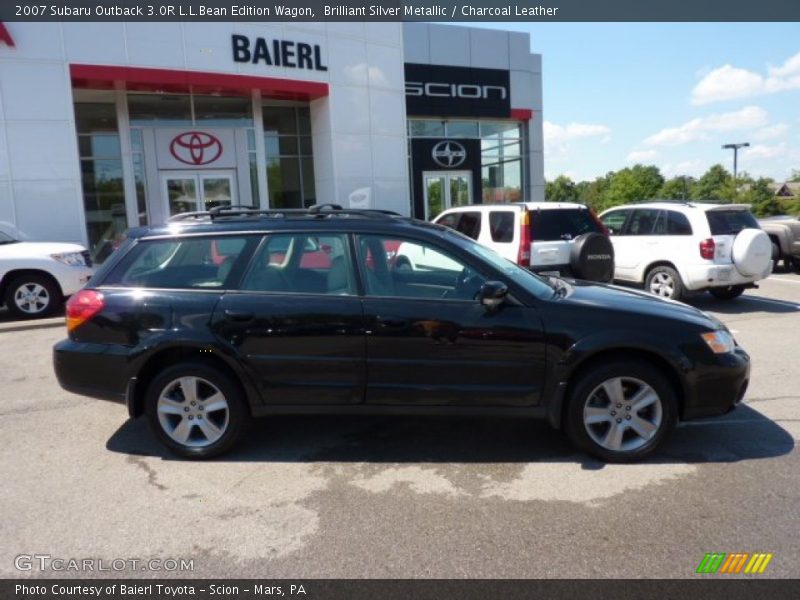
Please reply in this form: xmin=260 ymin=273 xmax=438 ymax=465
xmin=637 ymin=199 xmax=695 ymax=206
xmin=167 ymin=203 xmax=401 ymax=223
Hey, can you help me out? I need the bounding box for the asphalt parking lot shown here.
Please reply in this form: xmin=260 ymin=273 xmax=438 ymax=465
xmin=1 ymin=275 xmax=799 ymax=579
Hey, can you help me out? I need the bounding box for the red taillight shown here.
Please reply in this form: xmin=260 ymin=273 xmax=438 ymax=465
xmin=65 ymin=290 xmax=104 ymax=332
xmin=518 ymin=210 xmax=531 ymax=266
xmin=589 ymin=208 xmax=609 ymax=235
xmin=699 ymin=238 xmax=716 ymax=260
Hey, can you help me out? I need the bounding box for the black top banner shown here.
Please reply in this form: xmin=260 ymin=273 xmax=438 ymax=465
xmin=2 ymin=0 xmax=800 ymax=21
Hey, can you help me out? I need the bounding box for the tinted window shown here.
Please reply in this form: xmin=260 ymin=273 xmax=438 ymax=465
xmin=627 ymin=209 xmax=659 ymax=235
xmin=242 ymin=234 xmax=354 ymax=295
xmin=531 ymin=208 xmax=600 ymax=241
xmin=489 ymin=211 xmax=515 ymax=243
xmin=600 ymin=210 xmax=628 ymax=235
xmin=105 ymin=236 xmax=250 ymax=289
xmin=706 ymin=210 xmax=759 ymax=235
xmin=455 ymin=211 xmax=481 ymax=240
xmin=358 ymin=235 xmax=485 ymax=301
xmin=654 ymin=210 xmax=693 ymax=235
xmin=435 ymin=213 xmax=460 ymax=230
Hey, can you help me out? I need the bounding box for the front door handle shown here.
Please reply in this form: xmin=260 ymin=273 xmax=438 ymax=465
xmin=224 ymin=309 xmax=255 ymax=322
xmin=377 ymin=316 xmax=408 ymax=329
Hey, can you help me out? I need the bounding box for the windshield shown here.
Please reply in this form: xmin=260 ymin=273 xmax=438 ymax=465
xmin=443 ymin=229 xmax=555 ymax=299
xmin=0 ymin=231 xmax=19 ymax=244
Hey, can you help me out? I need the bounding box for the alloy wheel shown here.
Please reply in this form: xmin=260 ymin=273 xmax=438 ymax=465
xmin=649 ymin=272 xmax=674 ymax=298
xmin=583 ymin=376 xmax=663 ymax=452
xmin=156 ymin=376 xmax=230 ymax=447
xmin=14 ymin=283 xmax=50 ymax=314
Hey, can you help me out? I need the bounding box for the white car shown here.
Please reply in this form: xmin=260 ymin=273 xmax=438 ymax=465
xmin=0 ymin=225 xmax=95 ymax=318
xmin=420 ymin=202 xmax=615 ymax=282
xmin=599 ymin=202 xmax=772 ymax=301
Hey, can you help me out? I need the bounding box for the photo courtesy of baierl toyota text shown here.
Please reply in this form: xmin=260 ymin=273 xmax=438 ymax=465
xmin=0 ymin=1 xmax=799 ymax=599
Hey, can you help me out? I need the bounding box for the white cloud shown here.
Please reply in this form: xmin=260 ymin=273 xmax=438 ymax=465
xmin=626 ymin=149 xmax=658 ymax=162
xmin=691 ymin=51 xmax=800 ymax=105
xmin=743 ymin=142 xmax=788 ymax=161
xmin=661 ymin=160 xmax=708 ymax=179
xmin=543 ymin=121 xmax=611 ymax=156
xmin=752 ymin=123 xmax=789 ymax=141
xmin=644 ymin=106 xmax=768 ymax=147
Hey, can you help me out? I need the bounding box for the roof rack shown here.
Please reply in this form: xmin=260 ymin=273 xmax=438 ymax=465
xmin=168 ymin=203 xmax=401 ymax=222
xmin=638 ymin=199 xmax=695 ymax=206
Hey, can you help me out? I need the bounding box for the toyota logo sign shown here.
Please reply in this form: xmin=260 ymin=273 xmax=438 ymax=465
xmin=169 ymin=131 xmax=223 ymax=166
xmin=431 ymin=140 xmax=467 ymax=168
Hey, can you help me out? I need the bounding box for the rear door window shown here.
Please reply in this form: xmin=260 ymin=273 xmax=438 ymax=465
xmin=706 ymin=210 xmax=759 ymax=235
xmin=600 ymin=210 xmax=628 ymax=235
xmin=455 ymin=211 xmax=481 ymax=240
xmin=531 ymin=208 xmax=600 ymax=241
xmin=654 ymin=210 xmax=693 ymax=235
xmin=103 ymin=236 xmax=254 ymax=289
xmin=488 ymin=211 xmax=516 ymax=243
xmin=626 ymin=209 xmax=660 ymax=235
xmin=435 ymin=213 xmax=461 ymax=230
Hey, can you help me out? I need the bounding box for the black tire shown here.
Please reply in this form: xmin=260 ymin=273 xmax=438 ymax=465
xmin=4 ymin=273 xmax=62 ymax=319
xmin=144 ymin=362 xmax=250 ymax=459
xmin=569 ymin=232 xmax=615 ymax=282
xmin=644 ymin=265 xmax=684 ymax=301
xmin=709 ymin=285 xmax=746 ymax=300
xmin=564 ymin=359 xmax=678 ymax=462
xmin=789 ymin=257 xmax=800 ymax=273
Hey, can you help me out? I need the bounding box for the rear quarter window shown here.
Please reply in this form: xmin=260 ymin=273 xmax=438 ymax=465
xmin=706 ymin=210 xmax=759 ymax=235
xmin=531 ymin=208 xmax=600 ymax=241
xmin=488 ymin=211 xmax=516 ymax=243
xmin=455 ymin=211 xmax=482 ymax=240
xmin=102 ymin=235 xmax=254 ymax=289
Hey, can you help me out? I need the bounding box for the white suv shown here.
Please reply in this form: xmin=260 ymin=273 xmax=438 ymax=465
xmin=599 ymin=202 xmax=772 ymax=301
xmin=425 ymin=202 xmax=614 ymax=282
xmin=0 ymin=225 xmax=95 ymax=318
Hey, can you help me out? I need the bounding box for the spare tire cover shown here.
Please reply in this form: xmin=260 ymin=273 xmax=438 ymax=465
xmin=732 ymin=228 xmax=771 ymax=277
xmin=569 ymin=232 xmax=615 ymax=282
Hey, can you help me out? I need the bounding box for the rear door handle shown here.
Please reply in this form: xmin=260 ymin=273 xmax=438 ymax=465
xmin=224 ymin=309 xmax=255 ymax=322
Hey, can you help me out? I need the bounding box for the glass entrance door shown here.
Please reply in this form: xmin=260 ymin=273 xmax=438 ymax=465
xmin=422 ymin=171 xmax=472 ymax=220
xmin=161 ymin=170 xmax=237 ymax=218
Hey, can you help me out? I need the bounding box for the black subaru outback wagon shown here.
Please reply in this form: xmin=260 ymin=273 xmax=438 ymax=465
xmin=54 ymin=205 xmax=750 ymax=462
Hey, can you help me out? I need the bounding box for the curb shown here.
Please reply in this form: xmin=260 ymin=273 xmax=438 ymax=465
xmin=0 ymin=317 xmax=64 ymax=334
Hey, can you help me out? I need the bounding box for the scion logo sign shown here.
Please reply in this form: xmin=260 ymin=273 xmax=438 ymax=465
xmin=405 ymin=63 xmax=511 ymax=118
xmin=432 ymin=141 xmax=467 ymax=168
xmin=169 ymin=132 xmax=222 ymax=166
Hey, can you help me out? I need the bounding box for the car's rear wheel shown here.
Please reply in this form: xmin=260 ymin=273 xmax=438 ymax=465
xmin=4 ymin=274 xmax=61 ymax=319
xmin=565 ymin=360 xmax=677 ymax=462
xmin=709 ymin=285 xmax=746 ymax=300
xmin=144 ymin=362 xmax=250 ymax=459
xmin=645 ymin=265 xmax=684 ymax=301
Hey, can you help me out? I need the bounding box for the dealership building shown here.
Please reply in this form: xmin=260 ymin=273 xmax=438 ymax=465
xmin=0 ymin=21 xmax=543 ymax=260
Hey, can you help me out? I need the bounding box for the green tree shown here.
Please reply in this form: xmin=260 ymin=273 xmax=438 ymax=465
xmin=788 ymin=169 xmax=800 ymax=183
xmin=603 ymin=164 xmax=664 ymax=207
xmin=545 ymin=175 xmax=578 ymax=203
xmin=691 ymin=164 xmax=732 ymax=201
xmin=746 ymin=177 xmax=782 ymax=217
xmin=660 ymin=176 xmax=694 ymax=200
xmin=576 ymin=174 xmax=612 ymax=212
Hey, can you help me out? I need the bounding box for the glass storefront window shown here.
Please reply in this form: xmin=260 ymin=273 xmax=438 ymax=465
xmin=193 ymin=95 xmax=253 ymax=127
xmin=445 ymin=121 xmax=479 ymax=138
xmin=480 ymin=121 xmax=522 ymax=139
xmin=128 ymin=94 xmax=192 ymax=127
xmin=263 ymin=104 xmax=315 ymax=208
xmin=409 ymin=120 xmax=445 ymax=137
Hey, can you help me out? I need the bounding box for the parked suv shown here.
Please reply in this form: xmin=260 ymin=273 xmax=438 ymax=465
xmin=759 ymin=215 xmax=800 ymax=272
xmin=430 ymin=202 xmax=614 ymax=282
xmin=54 ymin=205 xmax=750 ymax=462
xmin=0 ymin=225 xmax=95 ymax=319
xmin=599 ymin=202 xmax=772 ymax=301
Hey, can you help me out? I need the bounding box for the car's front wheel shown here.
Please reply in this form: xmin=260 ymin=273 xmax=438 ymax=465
xmin=4 ymin=274 xmax=62 ymax=319
xmin=144 ymin=362 xmax=250 ymax=459
xmin=565 ymin=360 xmax=677 ymax=462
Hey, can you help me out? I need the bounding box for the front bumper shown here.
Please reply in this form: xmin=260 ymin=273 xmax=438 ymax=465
xmin=683 ymin=261 xmax=772 ymax=291
xmin=53 ymin=338 xmax=129 ymax=404
xmin=52 ymin=264 xmax=95 ymax=297
xmin=681 ymin=346 xmax=750 ymax=420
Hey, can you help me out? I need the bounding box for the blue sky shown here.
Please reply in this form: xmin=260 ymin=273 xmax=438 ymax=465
xmin=466 ymin=22 xmax=800 ymax=183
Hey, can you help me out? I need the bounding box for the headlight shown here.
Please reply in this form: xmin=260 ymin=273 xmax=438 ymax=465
xmin=701 ymin=330 xmax=735 ymax=354
xmin=51 ymin=252 xmax=86 ymax=267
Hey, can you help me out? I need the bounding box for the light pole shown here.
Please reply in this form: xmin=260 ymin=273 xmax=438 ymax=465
xmin=722 ymin=142 xmax=750 ymax=181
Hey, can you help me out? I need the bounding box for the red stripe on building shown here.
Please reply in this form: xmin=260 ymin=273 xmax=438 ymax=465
xmin=70 ymin=64 xmax=329 ymax=100
xmin=510 ymin=109 xmax=533 ymax=121
xmin=0 ymin=23 xmax=15 ymax=47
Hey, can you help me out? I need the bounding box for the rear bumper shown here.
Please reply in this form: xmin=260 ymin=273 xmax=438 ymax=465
xmin=683 ymin=261 xmax=772 ymax=291
xmin=52 ymin=338 xmax=129 ymax=403
xmin=682 ymin=346 xmax=750 ymax=420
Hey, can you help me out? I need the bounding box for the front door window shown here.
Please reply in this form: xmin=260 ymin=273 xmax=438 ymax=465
xmin=423 ymin=171 xmax=472 ymax=220
xmin=161 ymin=171 xmax=237 ymax=217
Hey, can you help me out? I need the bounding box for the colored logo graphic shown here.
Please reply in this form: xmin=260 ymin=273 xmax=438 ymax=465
xmin=696 ymin=552 xmax=773 ymax=574
xmin=431 ymin=140 xmax=467 ymax=168
xmin=169 ymin=131 xmax=222 ymax=165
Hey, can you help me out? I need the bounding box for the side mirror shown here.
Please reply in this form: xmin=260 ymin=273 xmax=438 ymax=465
xmin=478 ymin=280 xmax=508 ymax=310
